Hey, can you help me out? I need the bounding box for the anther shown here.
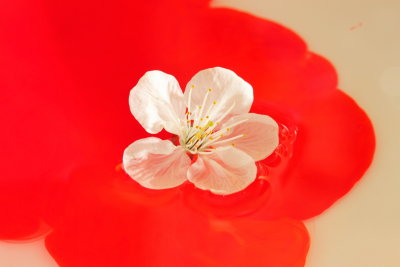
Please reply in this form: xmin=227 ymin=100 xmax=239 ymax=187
xmin=208 ymin=88 xmax=212 ymax=92
xmin=213 ymin=101 xmax=217 ymax=105
xmin=191 ymin=85 xmax=195 ymax=89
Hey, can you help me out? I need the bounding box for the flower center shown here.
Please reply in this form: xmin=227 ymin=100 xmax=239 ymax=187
xmin=179 ymin=85 xmax=247 ymax=154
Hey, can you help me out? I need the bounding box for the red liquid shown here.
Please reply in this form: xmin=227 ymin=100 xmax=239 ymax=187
xmin=0 ymin=0 xmax=374 ymax=266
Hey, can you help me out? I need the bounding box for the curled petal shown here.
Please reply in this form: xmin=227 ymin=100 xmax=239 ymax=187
xmin=129 ymin=71 xmax=185 ymax=134
xmin=219 ymin=113 xmax=279 ymax=161
xmin=187 ymin=146 xmax=257 ymax=195
xmin=184 ymin=67 xmax=253 ymax=121
xmin=123 ymin=137 xmax=190 ymax=189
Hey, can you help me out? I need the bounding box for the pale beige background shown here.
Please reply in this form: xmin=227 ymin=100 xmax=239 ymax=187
xmin=1 ymin=0 xmax=400 ymax=266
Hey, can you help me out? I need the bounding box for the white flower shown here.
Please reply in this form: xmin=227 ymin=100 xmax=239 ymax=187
xmin=123 ymin=67 xmax=279 ymax=195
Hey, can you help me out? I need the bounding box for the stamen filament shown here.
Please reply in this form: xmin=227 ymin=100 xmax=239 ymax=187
xmin=210 ymin=134 xmax=246 ymax=146
xmin=213 ymin=119 xmax=248 ymax=136
xmin=212 ymin=102 xmax=236 ymax=125
xmin=203 ymin=100 xmax=217 ymax=121
xmin=180 ymin=86 xmax=247 ymax=154
xmin=197 ymin=89 xmax=211 ymax=122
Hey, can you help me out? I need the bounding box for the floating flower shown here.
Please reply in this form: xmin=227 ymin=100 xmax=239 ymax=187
xmin=123 ymin=67 xmax=279 ymax=195
xmin=0 ymin=0 xmax=375 ymax=266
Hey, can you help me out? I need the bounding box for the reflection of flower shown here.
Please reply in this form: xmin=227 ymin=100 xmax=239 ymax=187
xmin=124 ymin=67 xmax=279 ymax=194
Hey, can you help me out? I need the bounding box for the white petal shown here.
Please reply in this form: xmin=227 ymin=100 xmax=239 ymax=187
xmin=219 ymin=113 xmax=279 ymax=161
xmin=184 ymin=67 xmax=253 ymax=121
xmin=187 ymin=146 xmax=257 ymax=195
xmin=129 ymin=71 xmax=185 ymax=134
xmin=123 ymin=137 xmax=190 ymax=189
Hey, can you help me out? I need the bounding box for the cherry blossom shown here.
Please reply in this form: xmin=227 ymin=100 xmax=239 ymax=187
xmin=124 ymin=67 xmax=279 ymax=195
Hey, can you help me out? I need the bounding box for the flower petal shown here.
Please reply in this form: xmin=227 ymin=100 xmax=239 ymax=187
xmin=123 ymin=137 xmax=190 ymax=189
xmin=219 ymin=113 xmax=279 ymax=161
xmin=187 ymin=146 xmax=257 ymax=195
xmin=184 ymin=67 xmax=253 ymax=121
xmin=129 ymin=71 xmax=185 ymax=134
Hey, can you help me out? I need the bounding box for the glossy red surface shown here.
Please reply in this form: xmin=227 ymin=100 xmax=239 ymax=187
xmin=0 ymin=0 xmax=374 ymax=266
xmin=45 ymin=166 xmax=309 ymax=267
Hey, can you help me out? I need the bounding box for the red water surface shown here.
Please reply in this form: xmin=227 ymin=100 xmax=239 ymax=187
xmin=0 ymin=0 xmax=374 ymax=266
